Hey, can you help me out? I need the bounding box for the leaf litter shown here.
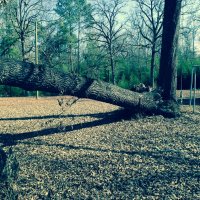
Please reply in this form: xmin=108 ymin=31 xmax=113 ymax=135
xmin=0 ymin=96 xmax=199 ymax=199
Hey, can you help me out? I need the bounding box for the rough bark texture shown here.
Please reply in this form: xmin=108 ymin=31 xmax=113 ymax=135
xmin=0 ymin=147 xmax=6 ymax=176
xmin=150 ymin=45 xmax=156 ymax=88
xmin=0 ymin=59 xmax=179 ymax=116
xmin=158 ymin=0 xmax=182 ymax=101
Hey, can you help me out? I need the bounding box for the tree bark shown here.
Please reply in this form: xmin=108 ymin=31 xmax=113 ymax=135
xmin=77 ymin=18 xmax=81 ymax=74
xmin=0 ymin=147 xmax=6 ymax=176
xmin=0 ymin=59 xmax=179 ymax=117
xmin=150 ymin=43 xmax=156 ymax=88
xmin=109 ymin=47 xmax=115 ymax=85
xmin=20 ymin=34 xmax=26 ymax=61
xmin=158 ymin=0 xmax=182 ymax=101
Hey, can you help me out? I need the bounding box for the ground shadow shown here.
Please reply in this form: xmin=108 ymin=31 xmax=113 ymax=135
xmin=0 ymin=111 xmax=121 ymax=121
xmin=17 ymin=140 xmax=200 ymax=167
xmin=0 ymin=109 xmax=133 ymax=147
xmin=178 ymin=98 xmax=200 ymax=105
xmin=1 ymin=108 xmax=199 ymax=167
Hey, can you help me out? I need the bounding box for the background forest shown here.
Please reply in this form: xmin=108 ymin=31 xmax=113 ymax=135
xmin=0 ymin=0 xmax=200 ymax=96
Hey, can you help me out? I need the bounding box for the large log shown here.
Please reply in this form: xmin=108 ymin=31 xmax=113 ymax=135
xmin=0 ymin=59 xmax=179 ymax=117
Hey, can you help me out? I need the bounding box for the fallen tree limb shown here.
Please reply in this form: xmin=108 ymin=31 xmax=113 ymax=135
xmin=0 ymin=59 xmax=179 ymax=117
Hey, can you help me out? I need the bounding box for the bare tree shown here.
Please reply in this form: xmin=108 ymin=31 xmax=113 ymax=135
xmin=132 ymin=0 xmax=164 ymax=88
xmin=179 ymin=16 xmax=200 ymax=63
xmin=179 ymin=0 xmax=200 ymax=60
xmin=6 ymin=0 xmax=44 ymax=61
xmin=90 ymin=0 xmax=127 ymax=84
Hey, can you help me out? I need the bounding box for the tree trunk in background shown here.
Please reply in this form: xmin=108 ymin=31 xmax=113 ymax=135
xmin=150 ymin=43 xmax=156 ymax=88
xmin=0 ymin=59 xmax=178 ymax=117
xmin=109 ymin=44 xmax=115 ymax=85
xmin=158 ymin=0 xmax=182 ymax=101
xmin=77 ymin=18 xmax=81 ymax=74
xmin=20 ymin=34 xmax=25 ymax=61
xmin=110 ymin=53 xmax=115 ymax=85
xmin=69 ymin=31 xmax=73 ymax=72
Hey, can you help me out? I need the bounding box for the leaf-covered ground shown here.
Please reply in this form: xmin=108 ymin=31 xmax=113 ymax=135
xmin=0 ymin=95 xmax=199 ymax=199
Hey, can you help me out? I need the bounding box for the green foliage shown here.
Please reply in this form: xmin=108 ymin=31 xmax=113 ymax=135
xmin=0 ymin=85 xmax=57 ymax=97
xmin=53 ymin=0 xmax=92 ymax=72
xmin=0 ymin=6 xmax=20 ymax=58
xmin=129 ymin=73 xmax=140 ymax=87
xmin=0 ymin=86 xmax=24 ymax=97
xmin=114 ymin=57 xmax=152 ymax=89
xmin=55 ymin=0 xmax=92 ymax=27
xmin=81 ymin=41 xmax=108 ymax=79
xmin=118 ymin=73 xmax=129 ymax=88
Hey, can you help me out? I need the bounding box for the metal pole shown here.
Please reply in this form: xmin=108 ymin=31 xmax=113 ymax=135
xmin=193 ymin=69 xmax=196 ymax=113
xmin=35 ymin=21 xmax=39 ymax=99
xmin=189 ymin=68 xmax=194 ymax=106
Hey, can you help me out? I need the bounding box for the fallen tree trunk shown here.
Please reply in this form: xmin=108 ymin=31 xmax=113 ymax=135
xmin=0 ymin=59 xmax=179 ymax=117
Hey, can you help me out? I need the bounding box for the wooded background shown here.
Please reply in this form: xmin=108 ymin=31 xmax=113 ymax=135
xmin=0 ymin=0 xmax=199 ymax=96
